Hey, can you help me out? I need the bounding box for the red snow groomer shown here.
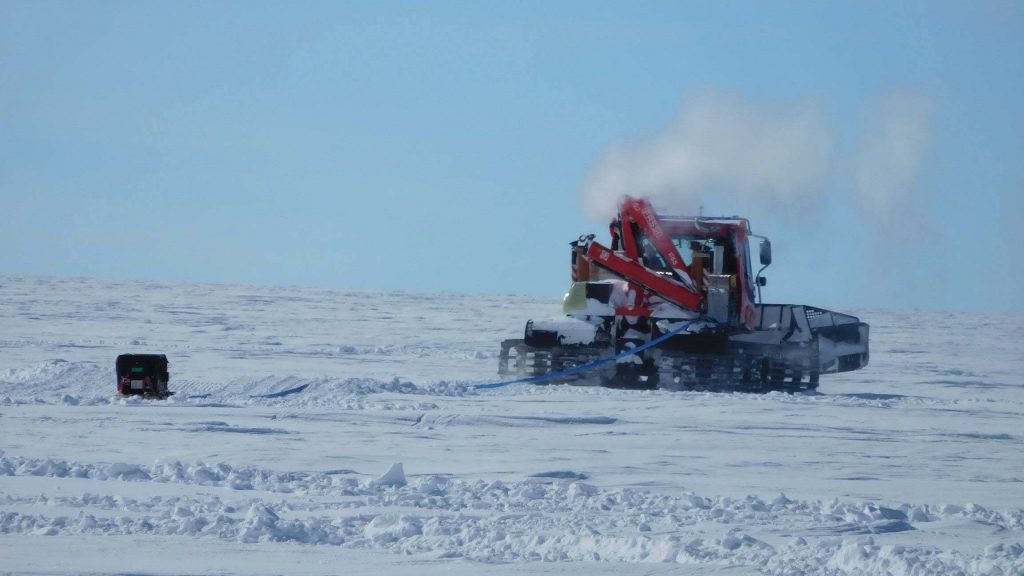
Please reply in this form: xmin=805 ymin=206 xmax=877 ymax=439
xmin=116 ymin=354 xmax=173 ymax=398
xmin=498 ymin=196 xmax=869 ymax=391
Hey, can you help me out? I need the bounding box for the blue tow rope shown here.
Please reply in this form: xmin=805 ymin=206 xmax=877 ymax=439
xmin=475 ymin=320 xmax=696 ymax=390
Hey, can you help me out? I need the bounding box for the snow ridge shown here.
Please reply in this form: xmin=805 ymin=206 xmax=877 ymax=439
xmin=1 ymin=454 xmax=1021 ymax=574
xmin=0 ymin=360 xmax=475 ymax=408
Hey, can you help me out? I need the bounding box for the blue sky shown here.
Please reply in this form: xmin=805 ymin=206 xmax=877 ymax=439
xmin=2 ymin=1 xmax=1022 ymax=314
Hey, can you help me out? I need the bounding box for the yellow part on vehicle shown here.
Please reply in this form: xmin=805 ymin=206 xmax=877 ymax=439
xmin=562 ymin=282 xmax=588 ymax=314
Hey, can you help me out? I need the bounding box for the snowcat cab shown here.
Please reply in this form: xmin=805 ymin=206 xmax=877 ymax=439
xmin=116 ymin=354 xmax=173 ymax=398
xmin=499 ymin=196 xmax=869 ymax=392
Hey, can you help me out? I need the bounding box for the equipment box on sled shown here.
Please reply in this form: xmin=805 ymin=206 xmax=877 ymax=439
xmin=116 ymin=354 xmax=173 ymax=398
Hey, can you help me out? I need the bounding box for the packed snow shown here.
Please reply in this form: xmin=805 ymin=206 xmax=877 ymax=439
xmin=0 ymin=276 xmax=1022 ymax=575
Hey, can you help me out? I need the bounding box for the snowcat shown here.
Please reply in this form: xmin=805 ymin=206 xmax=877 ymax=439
xmin=498 ymin=196 xmax=868 ymax=392
xmin=116 ymin=354 xmax=173 ymax=398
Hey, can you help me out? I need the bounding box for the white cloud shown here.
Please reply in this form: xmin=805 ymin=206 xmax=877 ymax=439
xmin=853 ymin=91 xmax=932 ymax=234
xmin=580 ymin=91 xmax=832 ymax=221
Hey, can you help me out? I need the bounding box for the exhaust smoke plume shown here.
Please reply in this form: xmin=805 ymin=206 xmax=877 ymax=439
xmin=580 ymin=92 xmax=832 ymax=221
xmin=853 ymin=91 xmax=933 ymax=235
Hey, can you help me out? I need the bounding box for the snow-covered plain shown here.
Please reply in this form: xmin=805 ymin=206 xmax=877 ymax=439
xmin=1 ymin=275 xmax=1021 ymax=575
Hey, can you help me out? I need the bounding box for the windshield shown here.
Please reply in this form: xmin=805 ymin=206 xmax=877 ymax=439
xmin=639 ymin=236 xmax=672 ymax=270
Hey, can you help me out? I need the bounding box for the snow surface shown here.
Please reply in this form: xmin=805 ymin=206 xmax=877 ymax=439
xmin=0 ymin=275 xmax=1022 ymax=575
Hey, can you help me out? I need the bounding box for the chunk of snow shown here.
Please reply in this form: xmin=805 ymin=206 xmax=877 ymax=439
xmin=239 ymin=504 xmax=279 ymax=543
xmin=372 ymin=462 xmax=406 ymax=487
xmin=530 ymin=317 xmax=599 ymax=345
xmin=364 ymin=514 xmax=422 ymax=544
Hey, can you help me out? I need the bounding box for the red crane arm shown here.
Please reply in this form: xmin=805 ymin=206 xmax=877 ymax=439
xmin=618 ymin=196 xmax=699 ymax=292
xmin=584 ymin=241 xmax=703 ymax=311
